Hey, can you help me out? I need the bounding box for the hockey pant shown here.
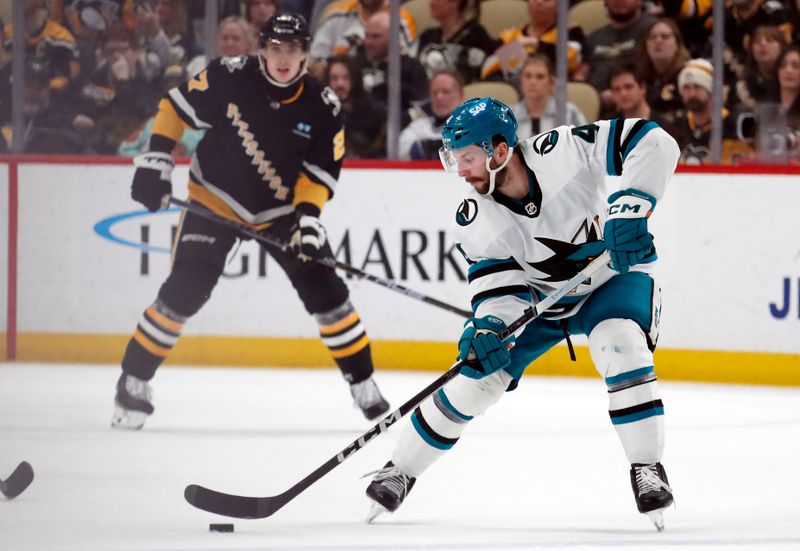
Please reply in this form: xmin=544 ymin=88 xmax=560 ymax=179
xmin=120 ymin=208 xmax=374 ymax=383
xmin=392 ymin=271 xmax=663 ymax=478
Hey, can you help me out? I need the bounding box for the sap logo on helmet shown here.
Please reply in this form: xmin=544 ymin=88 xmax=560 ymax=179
xmin=532 ymin=130 xmax=558 ymax=155
xmin=468 ymin=102 xmax=487 ymax=116
xmin=456 ymin=198 xmax=478 ymax=226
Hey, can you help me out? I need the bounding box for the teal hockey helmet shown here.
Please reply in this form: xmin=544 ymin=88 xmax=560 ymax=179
xmin=440 ymin=97 xmax=518 ymax=157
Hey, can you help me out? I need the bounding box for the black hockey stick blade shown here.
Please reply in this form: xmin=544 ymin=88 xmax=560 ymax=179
xmin=0 ymin=461 xmax=34 ymax=500
xmin=185 ymin=485 xmax=266 ymax=519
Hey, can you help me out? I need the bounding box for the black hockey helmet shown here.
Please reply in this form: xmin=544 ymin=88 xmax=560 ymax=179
xmin=259 ymin=13 xmax=311 ymax=49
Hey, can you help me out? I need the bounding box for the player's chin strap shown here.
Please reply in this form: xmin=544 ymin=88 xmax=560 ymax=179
xmin=257 ymin=50 xmax=308 ymax=88
xmin=482 ymin=146 xmax=514 ymax=196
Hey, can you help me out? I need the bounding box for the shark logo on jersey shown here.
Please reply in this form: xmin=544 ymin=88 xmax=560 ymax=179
xmin=528 ymin=234 xmax=604 ymax=282
xmin=532 ymin=130 xmax=559 ymax=156
xmin=456 ymin=199 xmax=478 ymax=226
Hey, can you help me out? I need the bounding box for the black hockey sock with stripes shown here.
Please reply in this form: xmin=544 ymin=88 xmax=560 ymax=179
xmin=121 ymin=299 xmax=186 ymax=381
xmin=315 ymin=300 xmax=374 ymax=384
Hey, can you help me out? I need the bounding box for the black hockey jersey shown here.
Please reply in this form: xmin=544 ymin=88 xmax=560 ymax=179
xmin=155 ymin=55 xmax=345 ymax=227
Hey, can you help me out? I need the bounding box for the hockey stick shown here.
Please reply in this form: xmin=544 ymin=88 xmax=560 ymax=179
xmin=0 ymin=461 xmax=34 ymax=500
xmin=184 ymin=250 xmax=611 ymax=519
xmin=165 ymin=196 xmax=472 ymax=319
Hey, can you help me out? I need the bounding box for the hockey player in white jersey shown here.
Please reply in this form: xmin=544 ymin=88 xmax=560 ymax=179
xmin=364 ymin=98 xmax=680 ymax=530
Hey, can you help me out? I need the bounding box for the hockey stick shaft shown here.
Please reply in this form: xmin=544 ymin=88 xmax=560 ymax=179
xmin=184 ymin=251 xmax=610 ymax=519
xmin=166 ymin=196 xmax=473 ymax=318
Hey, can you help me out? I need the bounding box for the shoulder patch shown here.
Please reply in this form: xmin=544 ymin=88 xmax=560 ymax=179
xmin=456 ymin=198 xmax=478 ymax=226
xmin=321 ymin=86 xmax=342 ymax=117
xmin=220 ymin=55 xmax=247 ymax=73
xmin=532 ymin=130 xmax=559 ymax=155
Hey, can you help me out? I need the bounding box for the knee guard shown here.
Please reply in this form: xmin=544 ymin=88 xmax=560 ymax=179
xmin=393 ymin=370 xmax=513 ymax=477
xmin=589 ymin=318 xmax=664 ymax=464
xmin=157 ymin=257 xmax=223 ymax=317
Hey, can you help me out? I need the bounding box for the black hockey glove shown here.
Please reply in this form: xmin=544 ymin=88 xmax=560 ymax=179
xmin=131 ymin=152 xmax=173 ymax=212
xmin=289 ymin=213 xmax=327 ymax=262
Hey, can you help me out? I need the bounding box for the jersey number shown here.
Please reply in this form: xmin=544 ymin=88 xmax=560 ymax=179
xmin=571 ymin=123 xmax=599 ymax=143
xmin=188 ymin=70 xmax=209 ymax=92
xmin=333 ymin=129 xmax=345 ymax=161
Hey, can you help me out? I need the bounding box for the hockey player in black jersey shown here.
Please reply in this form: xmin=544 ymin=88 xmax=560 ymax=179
xmin=112 ymin=13 xmax=390 ymax=430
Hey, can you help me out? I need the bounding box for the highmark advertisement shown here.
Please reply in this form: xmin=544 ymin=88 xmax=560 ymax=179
xmin=4 ymin=161 xmax=800 ymax=382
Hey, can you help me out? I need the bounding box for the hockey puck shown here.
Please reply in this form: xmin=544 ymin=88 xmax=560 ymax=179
xmin=209 ymin=523 xmax=234 ymax=533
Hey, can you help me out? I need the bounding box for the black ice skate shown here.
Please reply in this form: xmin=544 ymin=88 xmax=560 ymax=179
xmin=111 ymin=373 xmax=154 ymax=430
xmin=630 ymin=462 xmax=674 ymax=531
xmin=364 ymin=461 xmax=416 ymax=523
xmin=350 ymin=376 xmax=390 ymax=420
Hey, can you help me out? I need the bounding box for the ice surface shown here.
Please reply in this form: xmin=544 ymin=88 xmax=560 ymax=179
xmin=1 ymin=363 xmax=799 ymax=551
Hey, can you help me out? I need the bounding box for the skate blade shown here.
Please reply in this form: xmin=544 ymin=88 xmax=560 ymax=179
xmin=647 ymin=510 xmax=665 ymax=532
xmin=366 ymin=501 xmax=388 ymax=524
xmin=111 ymin=406 xmax=148 ymax=430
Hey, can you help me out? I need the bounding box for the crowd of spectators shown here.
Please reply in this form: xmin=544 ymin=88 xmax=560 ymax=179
xmin=2 ymin=0 xmax=800 ymax=164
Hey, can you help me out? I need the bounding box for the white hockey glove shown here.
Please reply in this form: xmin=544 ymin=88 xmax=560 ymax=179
xmin=132 ymin=152 xmax=173 ymax=212
xmin=290 ymin=213 xmax=327 ymax=262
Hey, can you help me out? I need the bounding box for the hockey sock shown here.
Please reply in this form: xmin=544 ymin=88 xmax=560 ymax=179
xmin=393 ymin=370 xmax=512 ymax=477
xmin=121 ymin=299 xmax=186 ymax=381
xmin=315 ymin=300 xmax=372 ymax=384
xmin=606 ymin=366 xmax=665 ymax=464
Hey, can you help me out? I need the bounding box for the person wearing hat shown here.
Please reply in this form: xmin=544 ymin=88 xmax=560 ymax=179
xmin=672 ymin=58 xmax=753 ymax=164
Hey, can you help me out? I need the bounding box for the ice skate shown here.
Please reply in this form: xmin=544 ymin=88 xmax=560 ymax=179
xmin=363 ymin=461 xmax=416 ymax=523
xmin=350 ymin=376 xmax=390 ymax=420
xmin=111 ymin=373 xmax=154 ymax=430
xmin=630 ymin=462 xmax=674 ymax=531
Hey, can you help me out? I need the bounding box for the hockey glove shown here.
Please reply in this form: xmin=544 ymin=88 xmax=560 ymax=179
xmin=290 ymin=213 xmax=327 ymax=261
xmin=131 ymin=152 xmax=173 ymax=212
xmin=457 ymin=315 xmax=515 ymax=379
xmin=604 ymin=188 xmax=656 ymax=274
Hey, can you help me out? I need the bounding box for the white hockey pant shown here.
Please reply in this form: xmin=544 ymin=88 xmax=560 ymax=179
xmin=392 ymin=369 xmax=513 ymax=477
xmin=589 ymin=318 xmax=664 ymax=464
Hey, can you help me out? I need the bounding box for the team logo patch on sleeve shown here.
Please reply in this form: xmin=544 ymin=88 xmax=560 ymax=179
xmin=456 ymin=199 xmax=478 ymax=226
xmin=532 ymin=130 xmax=559 ymax=155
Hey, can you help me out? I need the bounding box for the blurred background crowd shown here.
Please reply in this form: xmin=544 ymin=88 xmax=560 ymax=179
xmin=2 ymin=0 xmax=800 ymax=164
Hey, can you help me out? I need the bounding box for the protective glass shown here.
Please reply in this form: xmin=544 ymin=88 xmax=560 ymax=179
xmin=438 ymin=144 xmax=488 ymax=174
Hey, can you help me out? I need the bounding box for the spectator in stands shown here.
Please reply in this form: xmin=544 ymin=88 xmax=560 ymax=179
xmin=132 ymin=0 xmax=183 ymax=82
xmin=769 ymin=45 xmax=800 ymax=156
xmin=0 ymin=19 xmax=9 ymax=146
xmin=19 ymin=59 xmax=85 ymax=154
xmin=398 ymin=69 xmax=464 ymax=160
xmin=352 ymin=11 xmax=428 ymax=126
xmin=659 ymin=0 xmax=712 ymax=59
xmin=635 ymin=18 xmax=689 ymax=119
xmin=511 ymin=54 xmax=586 ymax=139
xmin=730 ymin=25 xmax=785 ymax=113
xmin=417 ymin=0 xmax=499 ymax=84
xmin=186 ymin=16 xmax=257 ymax=76
xmin=724 ymin=0 xmax=792 ymax=68
xmin=152 ymin=0 xmax=192 ymax=68
xmin=584 ymin=0 xmax=656 ymax=117
xmin=609 ymin=63 xmax=674 ymax=132
xmin=70 ymin=25 xmax=162 ymax=154
xmin=3 ymin=0 xmax=79 ymax=96
xmin=324 ymin=55 xmax=387 ymax=158
xmin=672 ymin=58 xmax=753 ymax=164
xmin=309 ymin=0 xmax=418 ymax=76
xmin=244 ymin=0 xmax=279 ymax=39
xmin=481 ymin=0 xmax=585 ymax=82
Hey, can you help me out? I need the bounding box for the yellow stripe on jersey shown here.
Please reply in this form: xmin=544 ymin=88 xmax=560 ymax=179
xmin=329 ymin=334 xmax=370 ymax=359
xmin=294 ymin=173 xmax=331 ymax=213
xmin=187 ymin=181 xmax=274 ymax=231
xmin=152 ymin=98 xmax=190 ymax=143
xmin=319 ymin=311 xmax=360 ymax=336
xmin=133 ymin=329 xmax=171 ymax=357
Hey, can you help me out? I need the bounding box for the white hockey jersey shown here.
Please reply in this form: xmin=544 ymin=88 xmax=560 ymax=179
xmin=452 ymin=118 xmax=680 ymax=328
